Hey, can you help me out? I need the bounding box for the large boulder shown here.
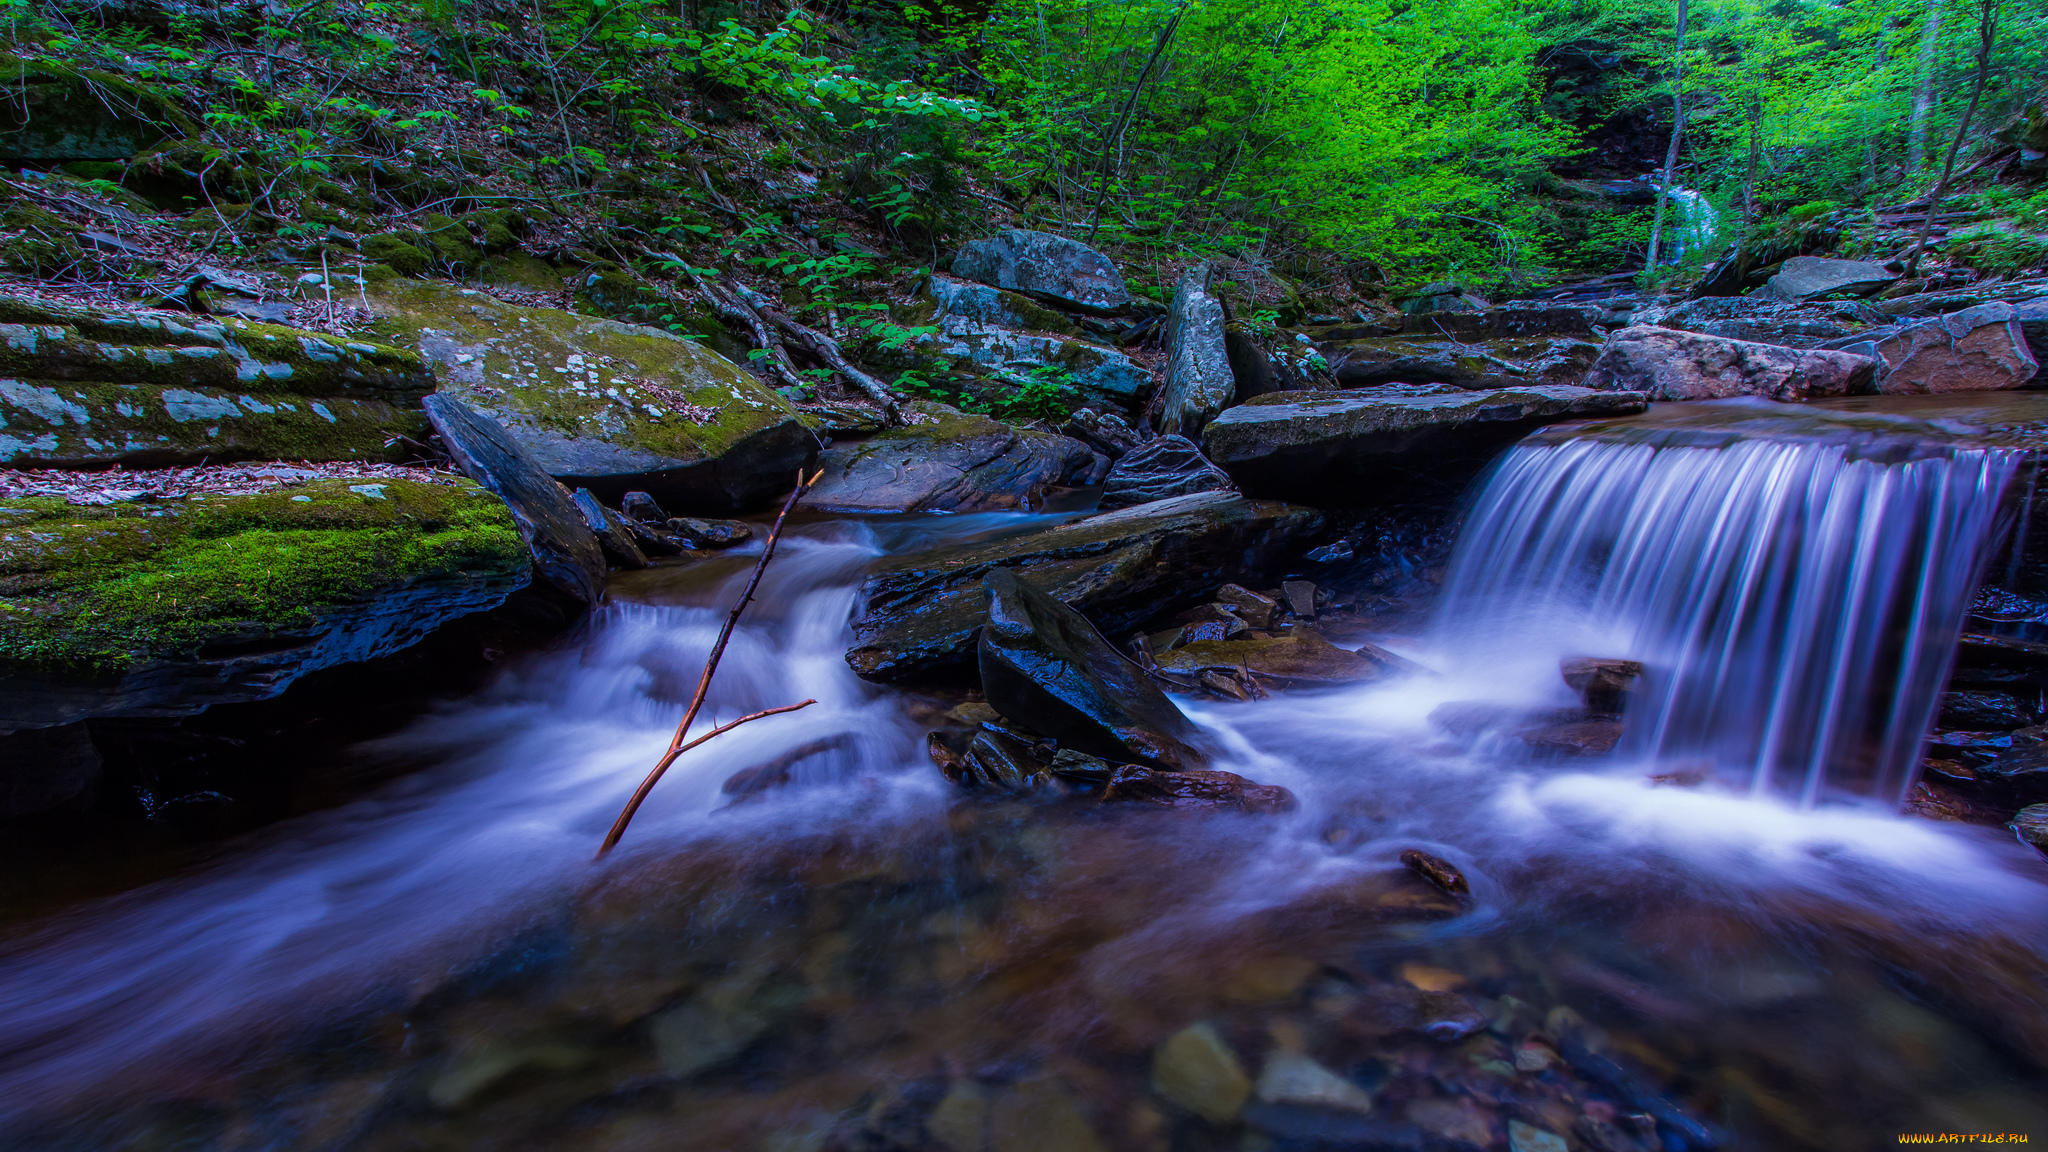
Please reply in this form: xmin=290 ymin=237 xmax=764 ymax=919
xmin=1200 ymin=384 xmax=1647 ymax=504
xmin=0 ymin=59 xmax=191 ymax=162
xmin=1863 ymin=303 xmax=2039 ymax=394
xmin=0 ymin=295 xmax=432 ymax=468
xmin=1159 ymin=265 xmax=1235 ymax=437
xmin=847 ymin=492 xmax=1325 ymax=682
xmin=1640 ymin=296 xmax=1883 ymax=348
xmin=1099 ymin=434 xmax=1234 ymax=510
xmin=978 ymin=569 xmax=1212 ymax=771
xmin=1322 ymin=334 xmax=1602 ymax=391
xmin=0 ymin=475 xmax=529 ymax=733
xmin=804 ymin=406 xmax=1103 ymax=514
xmin=1307 ymin=301 xmax=1621 ymax=343
xmin=925 ymin=323 xmax=1151 ymax=409
xmin=1759 ymin=256 xmax=1897 ymax=301
xmin=1582 ymin=326 xmax=1875 ymax=401
xmin=951 ymin=229 xmax=1131 ymax=313
xmin=367 ymin=282 xmax=814 ymax=512
xmin=925 ymin=274 xmax=1083 ymax=336
xmin=424 ymin=393 xmax=606 ymax=605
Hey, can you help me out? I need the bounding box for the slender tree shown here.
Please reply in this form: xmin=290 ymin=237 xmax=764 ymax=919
xmin=1906 ymin=0 xmax=1945 ymax=175
xmin=1902 ymin=0 xmax=1997 ymax=277
xmin=1643 ymin=0 xmax=1690 ymax=273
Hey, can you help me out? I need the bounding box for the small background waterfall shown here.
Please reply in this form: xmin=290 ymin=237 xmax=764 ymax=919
xmin=1654 ymin=179 xmax=1720 ymax=264
xmin=1433 ymin=419 xmax=2020 ymax=806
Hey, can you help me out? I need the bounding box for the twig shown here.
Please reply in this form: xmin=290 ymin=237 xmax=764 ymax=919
xmin=597 ymin=468 xmax=824 ymax=858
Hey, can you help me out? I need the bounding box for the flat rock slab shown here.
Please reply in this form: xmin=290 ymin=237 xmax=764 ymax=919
xmin=0 ymin=475 xmax=528 ymax=731
xmin=1322 ymin=334 xmax=1602 ymax=391
xmin=805 ymin=407 xmax=1102 ymax=514
xmin=0 ymin=295 xmax=431 ymax=468
xmin=1761 ymin=256 xmax=1897 ymax=301
xmin=1867 ymin=303 xmax=2039 ymax=394
xmin=1583 ymin=325 xmax=1874 ymax=401
xmin=1641 ymin=296 xmax=1883 ymax=349
xmin=1154 ymin=629 xmax=1385 ymax=685
xmin=425 ymin=393 xmax=606 ymax=605
xmin=951 ymin=229 xmax=1131 ymax=313
xmin=368 ymin=282 xmax=813 ymax=512
xmin=1201 ymin=385 xmax=1646 ymax=503
xmin=847 ymin=491 xmax=1325 ymax=682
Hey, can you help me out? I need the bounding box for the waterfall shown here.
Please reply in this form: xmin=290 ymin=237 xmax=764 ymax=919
xmin=1434 ymin=419 xmax=2020 ymax=807
xmin=1652 ymin=180 xmax=1719 ymax=264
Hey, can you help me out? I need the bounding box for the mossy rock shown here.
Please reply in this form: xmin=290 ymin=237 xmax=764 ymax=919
xmin=0 ymin=295 xmax=434 ymax=468
xmin=362 ymin=233 xmax=431 ymax=277
xmin=804 ymin=401 xmax=1102 ymax=513
xmin=418 ymin=214 xmax=482 ymax=270
xmin=0 ymin=476 xmax=529 ymax=728
xmin=365 ymin=280 xmax=815 ymax=512
xmin=0 ymin=56 xmax=193 ymax=162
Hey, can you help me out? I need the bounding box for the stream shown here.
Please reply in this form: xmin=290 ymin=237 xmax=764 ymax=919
xmin=4 ymin=414 xmax=2048 ymax=1150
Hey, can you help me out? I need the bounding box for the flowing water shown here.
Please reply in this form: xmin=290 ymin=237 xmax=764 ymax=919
xmin=4 ymin=413 xmax=2048 ymax=1150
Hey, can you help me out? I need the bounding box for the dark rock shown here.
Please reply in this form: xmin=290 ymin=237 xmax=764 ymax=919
xmin=922 ymin=322 xmax=1151 ymax=410
xmin=1869 ymin=303 xmax=2039 ymax=394
xmin=1642 ymin=295 xmax=1883 ymax=348
xmin=1967 ymin=743 xmax=2048 ymax=805
xmin=950 ymin=229 xmax=1132 ymax=313
xmin=1400 ymin=849 xmax=1470 ymax=898
xmin=1202 ymin=386 xmax=1646 ymax=504
xmin=1215 ymin=584 xmax=1279 ymax=629
xmin=1242 ymin=1103 xmax=1426 ymax=1149
xmin=978 ymin=568 xmax=1213 ymax=770
xmin=2013 ymin=804 xmax=2048 ymax=854
xmin=1324 ymin=334 xmax=1602 ymax=391
xmin=1160 ymin=265 xmax=1235 ymax=437
xmin=1098 ymin=434 xmax=1235 ymax=510
xmin=847 ymin=492 xmax=1325 ymax=682
xmin=1562 ymin=657 xmax=1642 ymax=716
xmin=1060 ymin=407 xmax=1142 ymax=459
xmin=1582 ymin=326 xmax=1875 ymax=401
xmin=0 ymin=61 xmax=189 ymax=162
xmin=805 ymin=408 xmax=1102 ymax=513
xmin=2014 ymin=299 xmax=2048 ymax=379
xmin=1759 ymin=256 xmax=1897 ymax=301
xmin=620 ymin=491 xmax=668 ymax=524
xmin=0 ymin=723 xmax=101 ymax=816
xmin=1155 ymin=630 xmax=1385 ymax=686
xmin=924 ymin=273 xmax=1084 ymax=335
xmin=665 ymin=517 xmax=752 ymax=548
xmin=1050 ymin=752 xmax=1296 ymax=812
xmin=572 ymin=488 xmax=649 ymax=570
xmin=1939 ymin=689 xmax=2040 ymax=731
xmin=424 ymin=393 xmax=606 ymax=605
xmin=1281 ymin=580 xmax=1318 ymax=619
xmin=1523 ymin=718 xmax=1624 ymax=756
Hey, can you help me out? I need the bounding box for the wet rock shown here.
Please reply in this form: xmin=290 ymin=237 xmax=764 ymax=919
xmin=1641 ymin=295 xmax=1882 ymax=348
xmin=572 ymin=488 xmax=649 ymax=569
xmin=1215 ymin=584 xmax=1280 ymax=629
xmin=427 ymin=1038 xmax=593 ymax=1110
xmin=1523 ymin=718 xmax=1624 ymax=756
xmin=1347 ymin=984 xmax=1490 ymax=1042
xmin=0 ymin=295 xmax=431 ymax=469
xmin=926 ymin=1080 xmax=990 ymax=1152
xmin=1059 ymin=407 xmax=1142 ymax=459
xmin=369 ymin=281 xmax=813 ymax=512
xmin=1153 ymin=604 xmax=1249 ymax=649
xmin=1562 ymin=657 xmax=1643 ymax=716
xmin=1151 ymin=1022 xmax=1250 ymax=1123
xmin=1409 ymin=1096 xmax=1496 ymax=1148
xmin=1759 ymin=256 xmax=1898 ymax=301
xmin=1582 ymin=326 xmax=1875 ymax=401
xmin=1938 ymin=689 xmax=2040 ymax=731
xmin=1159 ymin=265 xmax=1235 ymax=437
xmin=1324 ymin=334 xmax=1602 ymax=391
xmin=1097 ymin=434 xmax=1234 ymax=510
xmin=0 ymin=476 xmax=530 ymax=737
xmin=1153 ymin=629 xmax=1384 ymax=686
xmin=1255 ymin=1051 xmax=1375 ymax=1113
xmin=425 ymin=393 xmax=606 ymax=605
xmin=1202 ymin=386 xmax=1647 ymax=504
xmin=665 ymin=517 xmax=752 ymax=548
xmin=1242 ymin=1104 xmax=1425 ymax=1149
xmin=805 ymin=407 xmax=1102 ymax=513
xmin=847 ymin=492 xmax=1325 ymax=682
xmin=978 ymin=568 xmax=1213 ymax=771
xmin=1054 ymin=756 xmax=1296 ymax=813
xmin=1958 ymin=743 xmax=2048 ymax=804
xmin=988 ymin=1077 xmax=1108 ymax=1152
xmin=1509 ymin=1119 xmax=1572 ymax=1152
xmin=1400 ymin=849 xmax=1471 ymax=898
xmin=2013 ymin=804 xmax=2048 ymax=854
xmin=1867 ymin=303 xmax=2039 ymax=394
xmin=620 ymin=491 xmax=668 ymax=524
xmin=1281 ymin=580 xmax=1318 ymax=620
xmin=951 ymin=229 xmax=1132 ymax=314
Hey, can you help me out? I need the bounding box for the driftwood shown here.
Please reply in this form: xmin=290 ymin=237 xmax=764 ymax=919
xmin=596 ymin=469 xmax=824 ymax=858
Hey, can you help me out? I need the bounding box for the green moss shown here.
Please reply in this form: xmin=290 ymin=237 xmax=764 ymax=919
xmin=0 ymin=479 xmax=526 ymax=672
xmin=362 ymin=232 xmax=430 ymax=277
xmin=418 ymin=213 xmax=482 ymax=269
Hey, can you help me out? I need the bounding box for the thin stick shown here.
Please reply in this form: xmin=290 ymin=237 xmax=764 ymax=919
xmin=596 ymin=469 xmax=823 ymax=858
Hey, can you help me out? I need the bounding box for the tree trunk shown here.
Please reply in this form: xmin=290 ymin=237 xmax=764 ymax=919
xmin=1908 ymin=0 xmax=1945 ymax=175
xmin=1644 ymin=0 xmax=1690 ymax=273
xmin=1902 ymin=0 xmax=1996 ymax=278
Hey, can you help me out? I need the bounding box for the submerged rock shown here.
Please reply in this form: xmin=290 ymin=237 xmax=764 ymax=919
xmin=805 ymin=406 xmax=1102 ymax=513
xmin=368 ymin=281 xmax=813 ymax=512
xmin=1562 ymin=656 xmax=1642 ymax=715
xmin=1201 ymin=385 xmax=1645 ymax=504
xmin=847 ymin=491 xmax=1325 ymax=682
xmin=951 ymin=229 xmax=1132 ymax=313
xmin=1582 ymin=326 xmax=1874 ymax=401
xmin=0 ymin=476 xmax=529 ymax=733
xmin=1152 ymin=1023 xmax=1251 ymax=1123
xmin=1159 ymin=265 xmax=1235 ymax=437
xmin=979 ymin=568 xmax=1212 ymax=770
xmin=0 ymin=295 xmax=431 ymax=468
xmin=1400 ymin=849 xmax=1471 ymax=898
xmin=1097 ymin=434 xmax=1234 ymax=510
xmin=425 ymin=393 xmax=606 ymax=605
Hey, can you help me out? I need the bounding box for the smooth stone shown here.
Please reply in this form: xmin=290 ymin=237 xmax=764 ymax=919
xmin=1151 ymin=1022 xmax=1250 ymax=1124
xmin=650 ymin=998 xmax=771 ymax=1079
xmin=979 ymin=568 xmax=1213 ymax=771
xmin=1408 ymin=1097 xmax=1496 ymax=1147
xmin=846 ymin=492 xmax=1325 ymax=682
xmin=1153 ymin=629 xmax=1383 ymax=685
xmin=1159 ymin=264 xmax=1235 ymax=437
xmin=1582 ymin=325 xmax=1874 ymax=401
xmin=1562 ymin=656 xmax=1642 ymax=715
xmin=573 ymin=488 xmax=650 ymax=569
xmin=428 ymin=1040 xmax=591 ymax=1110
xmin=988 ymin=1077 xmax=1108 ymax=1152
xmin=805 ymin=407 xmax=1102 ymax=513
xmin=1242 ymin=1104 xmax=1425 ymax=1149
xmin=926 ymin=1081 xmax=990 ymax=1152
xmin=1760 ymin=256 xmax=1897 ymax=301
xmin=425 ymin=392 xmax=606 ymax=605
xmin=1400 ymin=849 xmax=1471 ymax=898
xmin=1097 ymin=434 xmax=1234 ymax=510
xmin=1509 ymin=1120 xmax=1572 ymax=1152
xmin=1256 ymin=1051 xmax=1375 ymax=1113
xmin=951 ymin=229 xmax=1132 ymax=313
xmin=664 ymin=516 xmax=752 ymax=548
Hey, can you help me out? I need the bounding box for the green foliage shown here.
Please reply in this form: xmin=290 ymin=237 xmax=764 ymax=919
xmin=897 ymin=364 xmax=1081 ymax=422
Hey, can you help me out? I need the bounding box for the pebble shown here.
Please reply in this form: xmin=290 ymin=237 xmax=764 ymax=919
xmin=1151 ymin=1022 xmax=1250 ymax=1124
xmin=1255 ymin=1050 xmax=1375 ymax=1113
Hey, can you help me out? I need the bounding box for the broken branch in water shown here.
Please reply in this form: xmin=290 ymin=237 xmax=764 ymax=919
xmin=596 ymin=468 xmax=824 ymax=858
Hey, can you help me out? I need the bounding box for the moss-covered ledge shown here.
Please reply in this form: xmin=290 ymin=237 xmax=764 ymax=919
xmin=0 ymin=476 xmax=530 ymax=729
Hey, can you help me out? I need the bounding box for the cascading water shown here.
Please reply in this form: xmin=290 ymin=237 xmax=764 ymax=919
xmin=1433 ymin=415 xmax=2020 ymax=807
xmin=1651 ymin=180 xmax=1720 ymax=264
